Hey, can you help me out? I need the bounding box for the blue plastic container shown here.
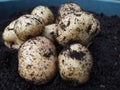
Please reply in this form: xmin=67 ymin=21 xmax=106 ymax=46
xmin=0 ymin=0 xmax=120 ymax=20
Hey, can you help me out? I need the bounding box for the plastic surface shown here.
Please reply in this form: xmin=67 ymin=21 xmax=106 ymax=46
xmin=0 ymin=0 xmax=120 ymax=20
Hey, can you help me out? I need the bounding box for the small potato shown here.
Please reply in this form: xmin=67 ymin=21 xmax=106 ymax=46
xmin=57 ymin=2 xmax=82 ymax=23
xmin=14 ymin=14 xmax=44 ymax=41
xmin=43 ymin=24 xmax=57 ymax=42
xmin=58 ymin=43 xmax=93 ymax=86
xmin=31 ymin=6 xmax=54 ymax=25
xmin=2 ymin=20 xmax=24 ymax=49
xmin=56 ymin=13 xmax=80 ymax=46
xmin=18 ymin=36 xmax=57 ymax=85
xmin=77 ymin=12 xmax=100 ymax=45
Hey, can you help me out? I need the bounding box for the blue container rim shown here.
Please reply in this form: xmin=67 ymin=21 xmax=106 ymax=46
xmin=0 ymin=0 xmax=120 ymax=20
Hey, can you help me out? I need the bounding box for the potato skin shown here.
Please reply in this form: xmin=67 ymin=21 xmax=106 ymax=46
xmin=57 ymin=2 xmax=82 ymax=23
xmin=14 ymin=14 xmax=44 ymax=41
xmin=56 ymin=12 xmax=100 ymax=46
xmin=43 ymin=24 xmax=57 ymax=42
xmin=2 ymin=20 xmax=24 ymax=49
xmin=31 ymin=6 xmax=54 ymax=25
xmin=18 ymin=36 xmax=57 ymax=85
xmin=58 ymin=43 xmax=93 ymax=85
xmin=56 ymin=13 xmax=81 ymax=46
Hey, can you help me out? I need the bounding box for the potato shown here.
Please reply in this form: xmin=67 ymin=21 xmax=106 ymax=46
xmin=2 ymin=20 xmax=24 ymax=49
xmin=58 ymin=43 xmax=93 ymax=86
xmin=14 ymin=14 xmax=44 ymax=41
xmin=31 ymin=6 xmax=54 ymax=25
xmin=56 ymin=12 xmax=100 ymax=46
xmin=18 ymin=36 xmax=57 ymax=85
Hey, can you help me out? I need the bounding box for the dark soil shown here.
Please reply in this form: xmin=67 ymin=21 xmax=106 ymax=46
xmin=0 ymin=6 xmax=120 ymax=90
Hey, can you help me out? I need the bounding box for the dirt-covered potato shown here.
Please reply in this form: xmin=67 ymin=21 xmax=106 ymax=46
xmin=31 ymin=6 xmax=54 ymax=25
xmin=58 ymin=43 xmax=93 ymax=86
xmin=42 ymin=24 xmax=57 ymax=42
xmin=56 ymin=13 xmax=80 ymax=46
xmin=2 ymin=20 xmax=24 ymax=49
xmin=18 ymin=36 xmax=57 ymax=85
xmin=56 ymin=12 xmax=100 ymax=46
xmin=57 ymin=2 xmax=82 ymax=22
xmin=14 ymin=14 xmax=44 ymax=41
xmin=77 ymin=12 xmax=100 ymax=45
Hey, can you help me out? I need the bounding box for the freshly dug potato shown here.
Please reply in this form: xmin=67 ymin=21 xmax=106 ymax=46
xmin=14 ymin=14 xmax=44 ymax=41
xmin=56 ymin=12 xmax=100 ymax=46
xmin=2 ymin=20 xmax=24 ymax=49
xmin=43 ymin=24 xmax=57 ymax=42
xmin=57 ymin=2 xmax=82 ymax=22
xmin=31 ymin=6 xmax=54 ymax=25
xmin=58 ymin=43 xmax=93 ymax=86
xmin=18 ymin=36 xmax=57 ymax=85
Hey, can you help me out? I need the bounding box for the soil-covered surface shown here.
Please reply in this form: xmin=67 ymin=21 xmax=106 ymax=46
xmin=0 ymin=7 xmax=120 ymax=90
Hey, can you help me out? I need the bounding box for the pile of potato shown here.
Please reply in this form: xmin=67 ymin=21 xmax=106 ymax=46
xmin=2 ymin=2 xmax=100 ymax=86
